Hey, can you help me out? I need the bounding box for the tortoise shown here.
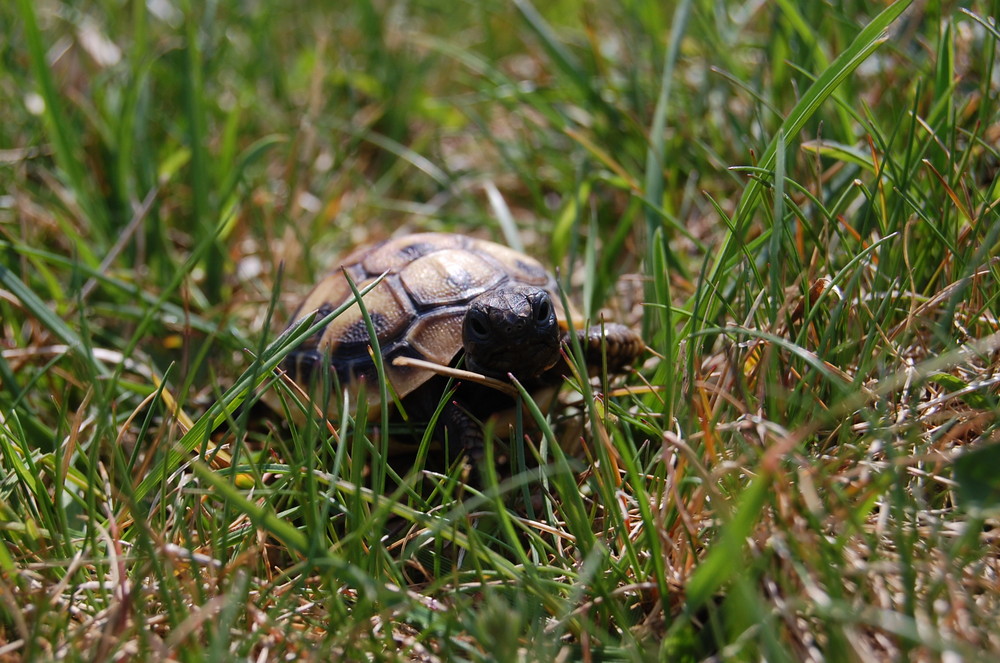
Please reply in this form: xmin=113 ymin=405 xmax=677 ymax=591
xmin=282 ymin=232 xmax=644 ymax=459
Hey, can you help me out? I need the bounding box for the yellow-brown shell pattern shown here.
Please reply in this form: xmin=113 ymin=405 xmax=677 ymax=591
xmin=284 ymin=233 xmax=564 ymax=404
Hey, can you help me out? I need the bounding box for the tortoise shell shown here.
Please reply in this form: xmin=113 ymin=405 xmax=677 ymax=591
xmin=284 ymin=233 xmax=569 ymax=406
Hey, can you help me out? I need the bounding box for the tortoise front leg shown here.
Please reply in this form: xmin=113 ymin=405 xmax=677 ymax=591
xmin=440 ymin=398 xmax=485 ymax=462
xmin=567 ymin=322 xmax=645 ymax=376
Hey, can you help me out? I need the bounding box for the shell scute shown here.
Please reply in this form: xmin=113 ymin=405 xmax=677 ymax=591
xmin=361 ymin=233 xmax=465 ymax=274
xmin=472 ymin=240 xmax=551 ymax=286
xmin=400 ymin=249 xmax=506 ymax=308
xmin=405 ymin=307 xmax=466 ymax=366
xmin=317 ymin=276 xmax=415 ymax=358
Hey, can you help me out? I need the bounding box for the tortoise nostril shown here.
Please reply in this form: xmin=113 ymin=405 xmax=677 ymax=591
xmin=469 ymin=315 xmax=489 ymax=339
xmin=535 ymin=298 xmax=551 ymax=323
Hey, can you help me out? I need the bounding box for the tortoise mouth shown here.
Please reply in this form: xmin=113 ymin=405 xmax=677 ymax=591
xmin=462 ymin=285 xmax=561 ymax=381
xmin=465 ymin=335 xmax=560 ymax=381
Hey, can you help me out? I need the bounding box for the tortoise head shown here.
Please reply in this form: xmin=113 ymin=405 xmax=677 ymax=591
xmin=462 ymin=285 xmax=561 ymax=381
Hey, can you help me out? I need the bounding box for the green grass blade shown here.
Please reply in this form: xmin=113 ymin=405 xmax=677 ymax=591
xmin=700 ymin=0 xmax=915 ymax=324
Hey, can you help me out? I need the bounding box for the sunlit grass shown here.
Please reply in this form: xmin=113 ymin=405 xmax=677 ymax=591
xmin=2 ymin=0 xmax=999 ymax=660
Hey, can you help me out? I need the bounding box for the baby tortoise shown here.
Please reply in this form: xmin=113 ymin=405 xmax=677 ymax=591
xmin=282 ymin=232 xmax=644 ymax=458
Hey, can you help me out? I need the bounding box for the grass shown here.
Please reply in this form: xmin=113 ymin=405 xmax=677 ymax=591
xmin=2 ymin=0 xmax=1000 ymax=660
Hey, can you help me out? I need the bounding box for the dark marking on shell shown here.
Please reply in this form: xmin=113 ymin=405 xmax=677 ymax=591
xmin=516 ymin=259 xmax=547 ymax=280
xmin=445 ymin=267 xmax=478 ymax=293
xmin=339 ymin=312 xmax=389 ymax=350
xmin=397 ymin=241 xmax=437 ymax=262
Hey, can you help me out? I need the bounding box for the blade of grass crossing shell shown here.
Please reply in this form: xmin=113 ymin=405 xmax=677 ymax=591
xmin=130 ymin=278 xmax=385 ymax=504
xmin=343 ymin=270 xmax=391 ymax=500
xmin=332 ymin=384 xmax=352 ymax=490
